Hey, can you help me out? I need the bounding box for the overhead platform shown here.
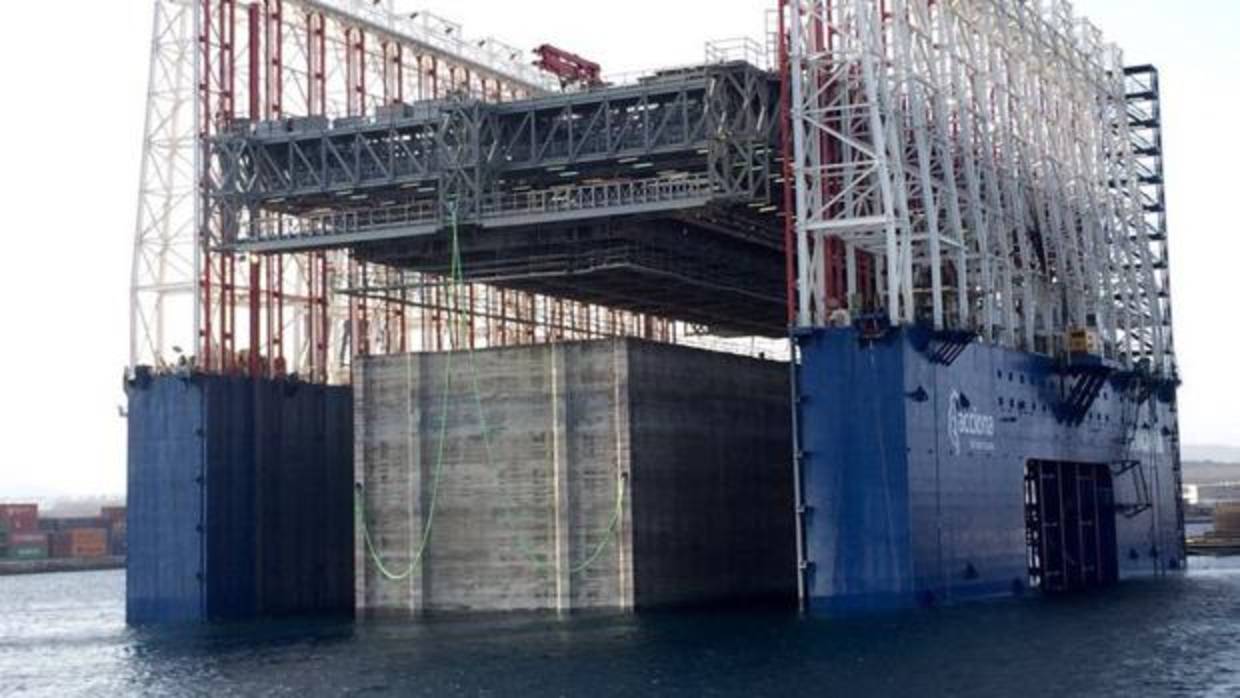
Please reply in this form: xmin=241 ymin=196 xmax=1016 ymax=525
xmin=207 ymin=61 xmax=787 ymax=336
xmin=352 ymin=216 xmax=786 ymax=336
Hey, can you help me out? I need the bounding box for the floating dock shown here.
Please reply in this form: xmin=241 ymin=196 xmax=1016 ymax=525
xmin=797 ymin=327 xmax=1182 ymax=612
xmin=125 ymin=0 xmax=1185 ymax=623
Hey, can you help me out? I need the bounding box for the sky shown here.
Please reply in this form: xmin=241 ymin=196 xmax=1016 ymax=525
xmin=0 ymin=0 xmax=1235 ymax=497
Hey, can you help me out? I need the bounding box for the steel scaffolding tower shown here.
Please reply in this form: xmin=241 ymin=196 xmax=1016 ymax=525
xmin=784 ymin=0 xmax=1176 ymax=376
xmin=133 ymin=0 xmax=766 ymax=381
xmin=131 ymin=0 xmax=198 ymax=371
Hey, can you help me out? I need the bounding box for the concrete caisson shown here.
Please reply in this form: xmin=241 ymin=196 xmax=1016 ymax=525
xmin=354 ymin=338 xmax=796 ymax=614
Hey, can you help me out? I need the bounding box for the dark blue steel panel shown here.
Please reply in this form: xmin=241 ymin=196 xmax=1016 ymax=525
xmin=255 ymin=380 xmax=355 ymax=616
xmin=203 ymin=377 xmax=259 ymax=620
xmin=797 ymin=327 xmax=1184 ymax=614
xmin=126 ymin=373 xmax=207 ymax=624
xmin=797 ymin=329 xmax=913 ymax=613
xmin=126 ymin=373 xmax=354 ymax=625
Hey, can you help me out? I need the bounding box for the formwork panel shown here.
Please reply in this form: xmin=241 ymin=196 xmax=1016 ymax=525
xmin=203 ymin=378 xmax=258 ymax=619
xmin=795 ymin=329 xmax=913 ymax=613
xmin=255 ymin=381 xmax=355 ymax=616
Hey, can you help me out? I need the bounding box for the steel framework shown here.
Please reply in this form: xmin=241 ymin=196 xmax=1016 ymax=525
xmin=131 ymin=0 xmax=198 ymax=371
xmin=206 ymin=61 xmax=779 ymax=250
xmin=784 ymin=0 xmax=1177 ymax=376
xmin=132 ymin=0 xmax=785 ymax=380
xmin=199 ymin=52 xmax=786 ymax=337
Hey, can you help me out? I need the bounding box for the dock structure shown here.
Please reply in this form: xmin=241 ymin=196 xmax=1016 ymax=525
xmin=127 ymin=0 xmax=1184 ymax=623
xmin=1189 ymin=504 xmax=1240 ymax=556
xmin=206 ymin=59 xmax=786 ymax=335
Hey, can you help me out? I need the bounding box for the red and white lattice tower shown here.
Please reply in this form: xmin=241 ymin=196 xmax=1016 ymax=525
xmin=130 ymin=0 xmax=562 ymax=380
xmin=131 ymin=0 xmax=199 ymax=372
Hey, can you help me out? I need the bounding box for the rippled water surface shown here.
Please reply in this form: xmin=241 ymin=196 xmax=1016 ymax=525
xmin=2 ymin=560 xmax=1239 ymax=697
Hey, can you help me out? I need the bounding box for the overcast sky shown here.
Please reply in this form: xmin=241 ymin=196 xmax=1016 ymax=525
xmin=0 ymin=0 xmax=1234 ymax=497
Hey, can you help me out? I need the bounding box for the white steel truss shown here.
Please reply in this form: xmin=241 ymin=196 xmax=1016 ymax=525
xmin=786 ymin=0 xmax=1176 ymax=375
xmin=131 ymin=0 xmax=198 ymax=370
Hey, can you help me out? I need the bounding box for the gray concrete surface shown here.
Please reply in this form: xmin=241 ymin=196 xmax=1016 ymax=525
xmin=355 ymin=339 xmax=795 ymax=615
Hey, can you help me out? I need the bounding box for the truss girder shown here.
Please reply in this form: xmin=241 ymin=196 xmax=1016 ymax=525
xmin=206 ymin=62 xmax=780 ymax=247
xmin=210 ymin=63 xmax=776 ymax=198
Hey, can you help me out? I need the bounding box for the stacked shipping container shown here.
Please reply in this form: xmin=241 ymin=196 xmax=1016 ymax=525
xmin=0 ymin=504 xmax=128 ymax=561
xmin=40 ymin=516 xmax=108 ymax=533
xmin=0 ymin=505 xmax=42 ymax=560
xmin=51 ymin=529 xmax=109 ymax=559
xmin=8 ymin=532 xmax=50 ymax=560
xmin=101 ymin=507 xmax=127 ymax=556
xmin=0 ymin=504 xmax=39 ymax=533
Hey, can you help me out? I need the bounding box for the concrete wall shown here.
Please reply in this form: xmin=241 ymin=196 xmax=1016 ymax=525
xmin=627 ymin=343 xmax=796 ymax=608
xmin=355 ymin=339 xmax=796 ymax=615
xmin=356 ymin=342 xmax=631 ymax=614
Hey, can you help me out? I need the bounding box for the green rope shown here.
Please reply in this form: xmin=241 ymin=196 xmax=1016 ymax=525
xmin=565 ymin=480 xmax=626 ymax=575
xmin=355 ymin=231 xmax=463 ymax=581
xmin=357 ymin=203 xmax=626 ymax=581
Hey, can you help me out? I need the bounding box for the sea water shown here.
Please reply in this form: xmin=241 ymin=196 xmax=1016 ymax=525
xmin=1 ymin=560 xmax=1238 ymax=697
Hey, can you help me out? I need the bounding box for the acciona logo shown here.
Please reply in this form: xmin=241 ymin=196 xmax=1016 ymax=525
xmin=947 ymin=390 xmax=995 ymax=455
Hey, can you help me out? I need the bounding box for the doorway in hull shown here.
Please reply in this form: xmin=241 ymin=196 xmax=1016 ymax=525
xmin=1024 ymin=460 xmax=1119 ymax=593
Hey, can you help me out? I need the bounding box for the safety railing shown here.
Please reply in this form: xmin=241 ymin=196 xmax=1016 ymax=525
xmin=705 ymin=37 xmax=771 ymax=70
xmin=480 ymin=175 xmax=714 ymax=220
xmin=304 ymin=1 xmax=556 ymax=92
xmin=245 ymin=200 xmax=439 ymax=242
xmin=241 ymin=174 xmax=716 ymax=245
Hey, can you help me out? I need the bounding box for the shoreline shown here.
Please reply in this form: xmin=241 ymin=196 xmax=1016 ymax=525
xmin=0 ymin=556 xmax=125 ymax=576
xmin=1188 ymin=538 xmax=1240 ymax=557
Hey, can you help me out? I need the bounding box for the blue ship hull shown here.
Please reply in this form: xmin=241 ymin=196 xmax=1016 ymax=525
xmin=794 ymin=327 xmax=1185 ymax=614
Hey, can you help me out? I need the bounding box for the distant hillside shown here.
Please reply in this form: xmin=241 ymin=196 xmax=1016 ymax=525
xmin=1183 ymin=460 xmax=1240 ymax=486
xmin=40 ymin=496 xmax=125 ymax=518
xmin=1183 ymin=445 xmax=1240 ymax=463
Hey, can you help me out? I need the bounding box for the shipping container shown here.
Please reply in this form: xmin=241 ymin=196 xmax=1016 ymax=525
xmin=7 ymin=532 xmax=48 ymax=560
xmin=40 ymin=516 xmax=108 ymax=533
xmin=9 ymin=544 xmax=49 ymax=560
xmin=51 ymin=528 xmax=108 ymax=559
xmin=0 ymin=504 xmax=39 ymax=533
xmin=9 ymin=532 xmax=48 ymax=547
xmin=109 ymin=523 xmax=128 ymax=556
xmin=100 ymin=506 xmax=127 ymax=526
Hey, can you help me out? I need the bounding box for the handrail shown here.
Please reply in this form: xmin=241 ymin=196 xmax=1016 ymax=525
xmin=242 ymin=174 xmax=716 ymax=243
xmin=300 ymin=0 xmax=555 ymax=93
